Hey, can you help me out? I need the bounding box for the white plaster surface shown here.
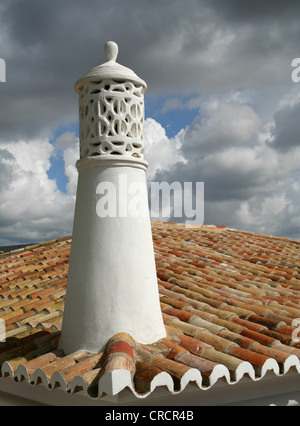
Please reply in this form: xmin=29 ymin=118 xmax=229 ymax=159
xmin=60 ymin=158 xmax=166 ymax=354
xmin=60 ymin=42 xmax=166 ymax=354
xmin=74 ymin=41 xmax=147 ymax=93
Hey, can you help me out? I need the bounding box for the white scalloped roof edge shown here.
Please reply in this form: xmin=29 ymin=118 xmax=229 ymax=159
xmin=1 ymin=353 xmax=300 ymax=400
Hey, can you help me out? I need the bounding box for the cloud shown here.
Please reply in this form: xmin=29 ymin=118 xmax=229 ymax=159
xmin=54 ymin=132 xmax=79 ymax=195
xmin=0 ymin=137 xmax=76 ymax=245
xmin=0 ymin=1 xmax=300 ymax=243
xmin=1 ymin=0 xmax=298 ymax=140
xmin=271 ymin=101 xmax=300 ymax=152
xmin=143 ymin=118 xmax=185 ymax=180
xmin=207 ymin=0 xmax=300 ymax=23
xmin=151 ymin=93 xmax=300 ymax=239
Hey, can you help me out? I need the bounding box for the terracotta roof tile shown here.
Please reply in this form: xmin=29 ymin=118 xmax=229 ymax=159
xmin=0 ymin=226 xmax=300 ymax=400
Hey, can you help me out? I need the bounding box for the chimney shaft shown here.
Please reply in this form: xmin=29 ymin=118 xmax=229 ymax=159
xmin=59 ymin=42 xmax=166 ymax=354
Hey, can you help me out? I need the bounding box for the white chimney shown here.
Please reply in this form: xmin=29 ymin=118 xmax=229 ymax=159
xmin=59 ymin=41 xmax=166 ymax=354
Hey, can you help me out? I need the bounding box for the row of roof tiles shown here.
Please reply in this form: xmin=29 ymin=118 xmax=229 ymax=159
xmin=0 ymin=223 xmax=300 ymax=400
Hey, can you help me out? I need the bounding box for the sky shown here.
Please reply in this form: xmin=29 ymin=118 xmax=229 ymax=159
xmin=0 ymin=0 xmax=300 ymax=245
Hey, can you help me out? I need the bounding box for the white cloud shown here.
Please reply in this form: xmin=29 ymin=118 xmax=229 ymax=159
xmin=144 ymin=118 xmax=186 ymax=180
xmin=237 ymin=193 xmax=289 ymax=229
xmin=278 ymin=86 xmax=300 ymax=110
xmin=54 ymin=132 xmax=79 ymax=195
xmin=181 ymin=101 xmax=261 ymax=159
xmin=0 ymin=137 xmax=76 ymax=245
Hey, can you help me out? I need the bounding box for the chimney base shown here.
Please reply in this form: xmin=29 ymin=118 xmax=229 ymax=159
xmin=59 ymin=157 xmax=166 ymax=354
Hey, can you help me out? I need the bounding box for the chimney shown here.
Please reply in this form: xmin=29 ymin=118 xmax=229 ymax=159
xmin=59 ymin=41 xmax=166 ymax=354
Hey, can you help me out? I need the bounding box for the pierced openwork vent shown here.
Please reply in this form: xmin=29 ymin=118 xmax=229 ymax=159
xmin=78 ymin=78 xmax=144 ymax=159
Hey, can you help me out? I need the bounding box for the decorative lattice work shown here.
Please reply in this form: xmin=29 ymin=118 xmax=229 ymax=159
xmin=78 ymin=79 xmax=144 ymax=159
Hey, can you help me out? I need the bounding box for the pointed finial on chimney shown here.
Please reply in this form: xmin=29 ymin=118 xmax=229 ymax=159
xmin=104 ymin=41 xmax=118 ymax=62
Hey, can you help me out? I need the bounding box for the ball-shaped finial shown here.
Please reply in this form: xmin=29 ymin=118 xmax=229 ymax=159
xmin=104 ymin=41 xmax=118 ymax=62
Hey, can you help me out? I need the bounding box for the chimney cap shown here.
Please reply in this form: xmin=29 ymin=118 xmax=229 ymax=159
xmin=74 ymin=41 xmax=147 ymax=93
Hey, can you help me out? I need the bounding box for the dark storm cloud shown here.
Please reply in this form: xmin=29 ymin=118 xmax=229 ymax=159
xmin=271 ymin=102 xmax=300 ymax=151
xmin=206 ymin=0 xmax=300 ymax=23
xmin=1 ymin=0 xmax=203 ymax=139
xmin=0 ymin=148 xmax=14 ymax=187
xmin=1 ymin=0 xmax=300 ymax=141
xmin=3 ymin=1 xmax=59 ymax=48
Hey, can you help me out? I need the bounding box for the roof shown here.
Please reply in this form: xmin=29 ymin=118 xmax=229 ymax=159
xmin=0 ymin=223 xmax=300 ymax=402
